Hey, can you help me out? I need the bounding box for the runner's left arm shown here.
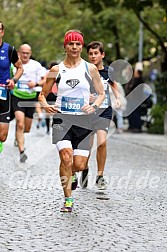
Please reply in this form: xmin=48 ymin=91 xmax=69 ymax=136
xmin=82 ymin=63 xmax=105 ymax=114
xmin=6 ymin=59 xmax=23 ymax=90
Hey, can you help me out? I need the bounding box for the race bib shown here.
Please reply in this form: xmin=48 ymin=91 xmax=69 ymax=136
xmin=103 ymin=82 xmax=108 ymax=91
xmin=16 ymin=80 xmax=34 ymax=93
xmin=0 ymin=85 xmax=7 ymax=100
xmin=61 ymin=96 xmax=84 ymax=113
xmin=17 ymin=80 xmax=30 ymax=90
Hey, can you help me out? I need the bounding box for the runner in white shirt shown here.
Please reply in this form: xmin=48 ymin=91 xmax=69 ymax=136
xmin=38 ymin=29 xmax=105 ymax=212
xmin=12 ymin=44 xmax=46 ymax=162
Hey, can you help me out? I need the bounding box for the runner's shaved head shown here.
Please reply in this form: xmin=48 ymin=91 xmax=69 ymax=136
xmin=18 ymin=44 xmax=32 ymax=64
xmin=19 ymin=44 xmax=32 ymax=52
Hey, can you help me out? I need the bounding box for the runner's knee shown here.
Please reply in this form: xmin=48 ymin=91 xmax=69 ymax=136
xmin=60 ymin=148 xmax=73 ymax=168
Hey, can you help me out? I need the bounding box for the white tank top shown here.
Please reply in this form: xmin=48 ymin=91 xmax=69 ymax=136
xmin=55 ymin=59 xmax=92 ymax=115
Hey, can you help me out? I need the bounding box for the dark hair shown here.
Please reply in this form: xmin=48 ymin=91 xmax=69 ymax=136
xmin=0 ymin=21 xmax=4 ymax=30
xmin=138 ymin=70 xmax=142 ymax=76
xmin=48 ymin=60 xmax=58 ymax=69
xmin=87 ymin=41 xmax=104 ymax=54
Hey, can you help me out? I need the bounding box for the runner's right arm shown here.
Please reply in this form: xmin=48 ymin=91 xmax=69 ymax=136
xmin=38 ymin=65 xmax=58 ymax=113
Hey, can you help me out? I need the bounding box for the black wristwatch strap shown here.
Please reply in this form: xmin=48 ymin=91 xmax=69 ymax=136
xmin=12 ymin=78 xmax=18 ymax=84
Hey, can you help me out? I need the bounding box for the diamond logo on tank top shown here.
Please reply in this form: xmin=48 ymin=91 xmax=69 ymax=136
xmin=66 ymin=79 xmax=80 ymax=88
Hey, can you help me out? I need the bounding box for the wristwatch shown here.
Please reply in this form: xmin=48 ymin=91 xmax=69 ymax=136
xmin=91 ymin=104 xmax=98 ymax=112
xmin=12 ymin=78 xmax=18 ymax=84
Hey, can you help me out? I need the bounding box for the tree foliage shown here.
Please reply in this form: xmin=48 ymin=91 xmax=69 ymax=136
xmin=0 ymin=0 xmax=166 ymax=70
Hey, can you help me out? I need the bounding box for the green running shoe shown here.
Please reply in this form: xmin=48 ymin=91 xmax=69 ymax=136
xmin=0 ymin=141 xmax=4 ymax=153
xmin=60 ymin=198 xmax=74 ymax=212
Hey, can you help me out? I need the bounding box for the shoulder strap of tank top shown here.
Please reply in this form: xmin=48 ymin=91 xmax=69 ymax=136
xmin=55 ymin=64 xmax=61 ymax=89
xmin=84 ymin=60 xmax=93 ymax=87
xmin=84 ymin=60 xmax=89 ymax=75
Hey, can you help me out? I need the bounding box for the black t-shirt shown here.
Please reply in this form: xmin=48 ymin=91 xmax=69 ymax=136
xmin=90 ymin=66 xmax=113 ymax=94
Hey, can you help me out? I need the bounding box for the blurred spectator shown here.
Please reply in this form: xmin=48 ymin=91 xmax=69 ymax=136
xmin=45 ymin=60 xmax=57 ymax=134
xmin=109 ymin=82 xmax=127 ymax=133
xmin=125 ymin=62 xmax=144 ymax=133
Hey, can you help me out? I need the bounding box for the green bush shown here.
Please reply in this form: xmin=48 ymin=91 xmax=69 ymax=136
xmin=155 ymin=71 xmax=167 ymax=105
xmin=148 ymin=104 xmax=167 ymax=134
xmin=148 ymin=71 xmax=167 ymax=134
